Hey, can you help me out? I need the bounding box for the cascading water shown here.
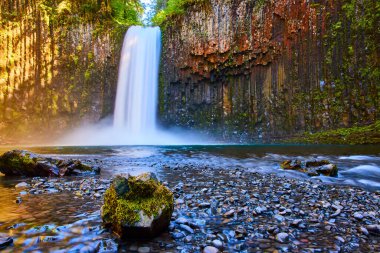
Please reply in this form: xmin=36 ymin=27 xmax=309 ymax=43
xmin=58 ymin=26 xmax=205 ymax=145
xmin=114 ymin=26 xmax=161 ymax=135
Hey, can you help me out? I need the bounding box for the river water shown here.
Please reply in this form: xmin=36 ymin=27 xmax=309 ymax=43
xmin=0 ymin=145 xmax=379 ymax=252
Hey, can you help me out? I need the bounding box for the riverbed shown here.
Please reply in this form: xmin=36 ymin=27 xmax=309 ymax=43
xmin=0 ymin=145 xmax=379 ymax=252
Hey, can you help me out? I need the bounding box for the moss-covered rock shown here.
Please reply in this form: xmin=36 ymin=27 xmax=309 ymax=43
xmin=0 ymin=150 xmax=100 ymax=177
xmin=281 ymin=159 xmax=338 ymax=177
xmin=101 ymin=172 xmax=174 ymax=238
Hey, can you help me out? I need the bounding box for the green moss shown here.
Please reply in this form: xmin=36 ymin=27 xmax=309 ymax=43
xmin=0 ymin=150 xmax=36 ymax=175
xmin=102 ymin=174 xmax=174 ymax=230
xmin=9 ymin=152 xmax=36 ymax=169
xmin=285 ymin=120 xmax=380 ymax=145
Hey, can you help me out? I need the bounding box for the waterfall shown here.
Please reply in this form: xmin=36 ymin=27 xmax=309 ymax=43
xmin=58 ymin=26 xmax=205 ymax=145
xmin=113 ymin=26 xmax=161 ymax=135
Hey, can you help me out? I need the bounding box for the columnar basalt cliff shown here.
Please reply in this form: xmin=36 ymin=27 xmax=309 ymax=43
xmin=0 ymin=0 xmax=130 ymax=143
xmin=160 ymin=0 xmax=379 ymax=142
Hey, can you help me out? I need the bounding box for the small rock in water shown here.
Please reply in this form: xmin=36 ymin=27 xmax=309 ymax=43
xmin=291 ymin=219 xmax=302 ymax=227
xmin=254 ymin=206 xmax=267 ymax=215
xmin=15 ymin=182 xmax=29 ymax=188
xmin=179 ymin=224 xmax=194 ymax=234
xmin=15 ymin=197 xmax=22 ymax=204
xmin=360 ymin=226 xmax=369 ymax=235
xmin=367 ymin=225 xmax=380 ymax=236
xmin=274 ymin=214 xmax=285 ymax=222
xmin=0 ymin=236 xmax=13 ymax=250
xmin=335 ymin=236 xmax=345 ymax=243
xmin=212 ymin=239 xmax=223 ymax=249
xmin=138 ymin=246 xmax=151 ymax=253
xmin=275 ymin=232 xmax=289 ymax=243
xmin=175 ymin=217 xmax=189 ymax=224
xmin=175 ymin=198 xmax=185 ymax=205
xmin=199 ymin=202 xmax=211 ymax=208
xmin=203 ymin=246 xmax=219 ymax=253
xmin=223 ymin=209 xmax=235 ymax=218
xmin=353 ymin=212 xmax=363 ymax=220
xmin=172 ymin=232 xmax=185 ymax=239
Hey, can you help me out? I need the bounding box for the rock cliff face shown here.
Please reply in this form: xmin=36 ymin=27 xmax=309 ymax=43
xmin=0 ymin=0 xmax=125 ymax=143
xmin=160 ymin=0 xmax=379 ymax=142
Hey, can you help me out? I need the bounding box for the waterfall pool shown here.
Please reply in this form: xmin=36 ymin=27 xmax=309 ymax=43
xmin=0 ymin=144 xmax=379 ymax=252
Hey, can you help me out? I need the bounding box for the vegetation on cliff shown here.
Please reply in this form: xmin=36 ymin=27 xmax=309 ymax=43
xmin=1 ymin=0 xmax=142 ymax=26
xmin=152 ymin=0 xmax=210 ymax=26
xmin=158 ymin=0 xmax=379 ymax=143
xmin=286 ymin=121 xmax=380 ymax=145
xmin=0 ymin=0 xmax=143 ymax=143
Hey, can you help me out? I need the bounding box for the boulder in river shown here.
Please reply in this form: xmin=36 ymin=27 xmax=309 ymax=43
xmin=101 ymin=172 xmax=174 ymax=238
xmin=0 ymin=150 xmax=100 ymax=177
xmin=280 ymin=159 xmax=338 ymax=177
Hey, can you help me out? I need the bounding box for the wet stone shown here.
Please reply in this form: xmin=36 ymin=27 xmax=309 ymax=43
xmin=275 ymin=232 xmax=289 ymax=243
xmin=212 ymin=239 xmax=223 ymax=249
xmin=203 ymin=246 xmax=219 ymax=253
xmin=137 ymin=246 xmax=151 ymax=253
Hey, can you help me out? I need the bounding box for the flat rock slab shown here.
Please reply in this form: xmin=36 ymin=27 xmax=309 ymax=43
xmin=280 ymin=159 xmax=338 ymax=177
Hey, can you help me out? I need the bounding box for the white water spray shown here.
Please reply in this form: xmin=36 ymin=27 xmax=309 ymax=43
xmin=114 ymin=26 xmax=161 ymax=135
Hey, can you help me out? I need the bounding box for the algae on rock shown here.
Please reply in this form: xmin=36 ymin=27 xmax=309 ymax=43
xmin=102 ymin=172 xmax=174 ymax=238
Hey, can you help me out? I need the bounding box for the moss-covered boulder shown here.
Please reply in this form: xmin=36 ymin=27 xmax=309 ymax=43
xmin=101 ymin=172 xmax=174 ymax=238
xmin=0 ymin=150 xmax=100 ymax=177
xmin=280 ymin=159 xmax=338 ymax=177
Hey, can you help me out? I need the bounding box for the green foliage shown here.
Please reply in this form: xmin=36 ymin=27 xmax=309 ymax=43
xmin=110 ymin=0 xmax=143 ymax=25
xmin=152 ymin=0 xmax=210 ymax=26
xmin=37 ymin=0 xmax=142 ymax=27
xmin=287 ymin=121 xmax=380 ymax=145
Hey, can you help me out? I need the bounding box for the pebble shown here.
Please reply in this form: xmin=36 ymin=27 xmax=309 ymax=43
xmin=335 ymin=236 xmax=345 ymax=243
xmin=175 ymin=217 xmax=188 ymax=224
xmin=137 ymin=247 xmax=151 ymax=253
xmin=223 ymin=209 xmax=234 ymax=217
xmin=360 ymin=226 xmax=369 ymax=235
xmin=274 ymin=214 xmax=285 ymax=222
xmin=367 ymin=225 xmax=380 ymax=236
xmin=15 ymin=182 xmax=29 ymax=188
xmin=203 ymin=246 xmax=219 ymax=253
xmin=212 ymin=239 xmax=223 ymax=249
xmin=275 ymin=232 xmax=289 ymax=243
xmin=199 ymin=202 xmax=211 ymax=208
xmin=353 ymin=212 xmax=363 ymax=220
xmin=179 ymin=224 xmax=194 ymax=234
xmin=291 ymin=219 xmax=302 ymax=227
xmin=175 ymin=199 xmax=185 ymax=205
xmin=172 ymin=232 xmax=185 ymax=239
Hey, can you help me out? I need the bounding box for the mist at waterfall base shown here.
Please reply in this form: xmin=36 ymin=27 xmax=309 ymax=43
xmin=58 ymin=26 xmax=207 ymax=146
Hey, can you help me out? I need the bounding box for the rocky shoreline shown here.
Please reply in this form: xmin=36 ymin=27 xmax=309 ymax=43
xmin=2 ymin=161 xmax=380 ymax=252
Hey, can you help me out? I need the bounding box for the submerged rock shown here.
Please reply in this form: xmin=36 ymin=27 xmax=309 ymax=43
xmin=0 ymin=235 xmax=13 ymax=250
xmin=101 ymin=172 xmax=174 ymax=238
xmin=280 ymin=159 xmax=338 ymax=177
xmin=0 ymin=150 xmax=100 ymax=177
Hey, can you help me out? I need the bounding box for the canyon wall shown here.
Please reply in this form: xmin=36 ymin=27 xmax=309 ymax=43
xmin=160 ymin=0 xmax=379 ymax=142
xmin=0 ymin=0 xmax=127 ymax=143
